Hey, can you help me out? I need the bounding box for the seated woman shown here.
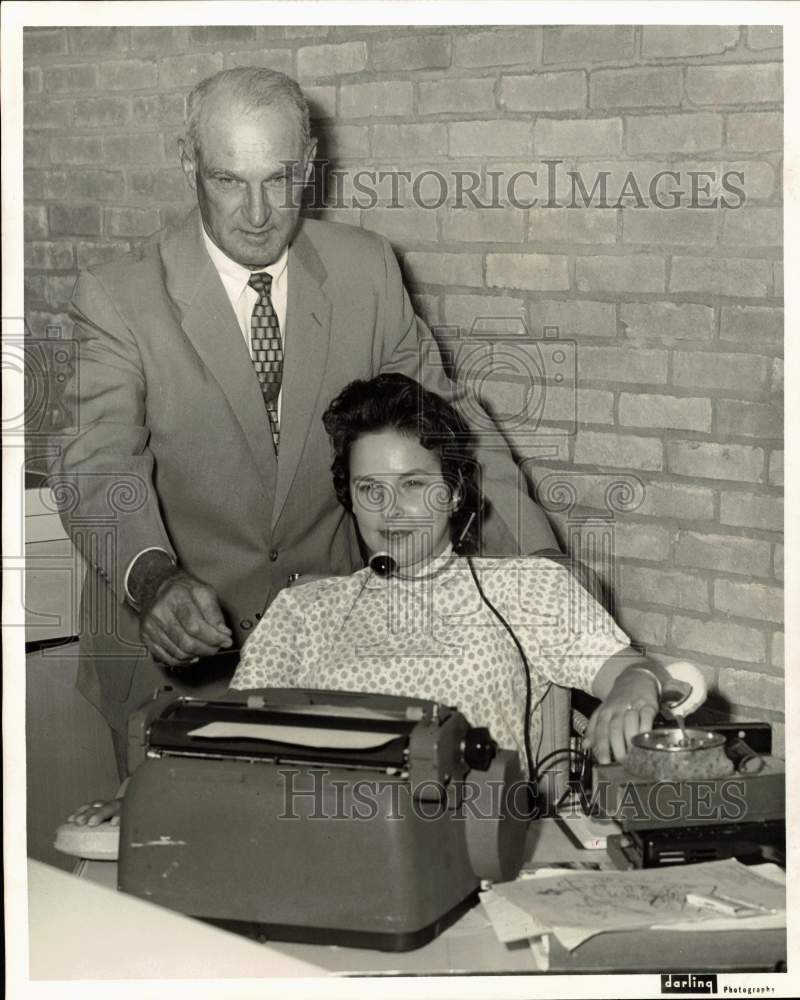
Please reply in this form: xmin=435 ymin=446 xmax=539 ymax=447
xmin=70 ymin=374 xmax=669 ymax=828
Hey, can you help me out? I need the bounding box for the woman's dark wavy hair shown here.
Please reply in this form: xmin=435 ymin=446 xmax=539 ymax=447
xmin=322 ymin=374 xmax=483 ymax=553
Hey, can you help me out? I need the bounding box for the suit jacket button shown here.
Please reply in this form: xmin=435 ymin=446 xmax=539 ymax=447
xmin=240 ymin=619 xmax=253 ymax=630
xmin=269 ymin=549 xmax=279 ymax=562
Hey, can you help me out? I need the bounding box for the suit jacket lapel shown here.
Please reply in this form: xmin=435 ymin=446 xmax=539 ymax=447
xmin=160 ymin=209 xmax=277 ymax=503
xmin=272 ymin=223 xmax=332 ymax=529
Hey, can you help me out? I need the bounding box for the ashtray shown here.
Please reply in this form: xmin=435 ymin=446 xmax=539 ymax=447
xmin=624 ymin=728 xmax=735 ymax=781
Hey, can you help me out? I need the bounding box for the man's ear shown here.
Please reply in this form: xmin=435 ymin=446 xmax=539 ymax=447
xmin=177 ymin=138 xmax=198 ymax=192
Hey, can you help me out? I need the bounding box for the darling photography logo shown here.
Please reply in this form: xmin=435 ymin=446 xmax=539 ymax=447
xmin=661 ymin=973 xmax=718 ymax=994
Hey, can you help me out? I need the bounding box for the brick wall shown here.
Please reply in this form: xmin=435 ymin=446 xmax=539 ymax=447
xmin=22 ymin=24 xmax=784 ymax=744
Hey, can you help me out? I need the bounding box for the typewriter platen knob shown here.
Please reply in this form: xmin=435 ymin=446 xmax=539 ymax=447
xmin=462 ymin=727 xmax=498 ymax=771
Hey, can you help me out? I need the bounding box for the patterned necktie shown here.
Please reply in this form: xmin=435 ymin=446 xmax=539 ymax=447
xmin=248 ymin=271 xmax=283 ymax=452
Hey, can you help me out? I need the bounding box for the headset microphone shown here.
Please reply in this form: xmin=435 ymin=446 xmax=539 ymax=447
xmin=369 ymin=552 xmax=397 ymax=577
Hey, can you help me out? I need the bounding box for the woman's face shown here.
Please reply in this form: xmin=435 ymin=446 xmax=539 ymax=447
xmin=349 ymin=429 xmax=457 ymax=572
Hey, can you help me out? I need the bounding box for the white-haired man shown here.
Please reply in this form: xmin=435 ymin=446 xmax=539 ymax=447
xmin=51 ymin=67 xmax=558 ymax=771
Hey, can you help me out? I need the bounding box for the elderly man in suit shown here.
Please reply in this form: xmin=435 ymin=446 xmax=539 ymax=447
xmin=51 ymin=67 xmax=558 ymax=769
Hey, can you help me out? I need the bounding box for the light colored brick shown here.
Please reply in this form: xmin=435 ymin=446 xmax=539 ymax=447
xmin=418 ymin=78 xmax=495 ymax=115
xmin=62 ymin=169 xmax=125 ymax=201
xmin=668 ymin=441 xmax=764 ymax=483
xmin=44 ymin=64 xmax=98 ymax=94
xmin=673 ymin=350 xmax=769 ymax=395
xmin=627 ymin=114 xmax=723 ymax=155
xmin=530 ymin=299 xmax=616 ymax=339
xmin=638 ymin=482 xmax=715 ymax=521
xmin=571 ymin=159 xmax=688 ymax=206
xmin=620 ymin=302 xmax=713 ymax=342
xmin=621 ymin=565 xmax=709 ymax=612
xmin=501 ymin=72 xmax=586 ymax=112
xmin=641 ymin=25 xmax=739 ymax=58
xmin=361 ymin=207 xmax=437 ymax=244
xmin=618 ymin=607 xmax=668 ymax=647
xmin=486 ymin=253 xmax=569 ymax=292
xmin=304 ymin=86 xmax=336 ymax=120
xmin=724 ymin=160 xmax=776 ymax=200
xmin=619 ymin=393 xmax=711 ymax=433
xmin=403 ymin=252 xmax=482 ymax=288
xmin=727 ymin=112 xmax=782 ymax=153
xmin=49 ymin=135 xmax=103 ymax=165
xmin=24 ymin=27 xmax=68 ymax=58
xmin=591 ymin=68 xmax=682 ymax=109
xmin=773 ymin=262 xmax=782 ymax=298
xmin=442 ymin=294 xmax=527 ymax=338
xmin=576 ymin=254 xmax=665 ymax=294
xmin=98 ymin=59 xmax=158 ymax=91
xmin=129 ymin=27 xmax=188 ymax=52
xmin=687 ymin=64 xmax=782 ymax=106
xmin=717 ymin=667 xmax=783 ymax=710
xmin=72 ymin=97 xmax=131 ymax=128
xmin=225 ymin=49 xmax=294 ymax=76
xmin=104 ymin=133 xmax=164 ymax=166
xmin=372 ymin=124 xmax=446 ymax=160
xmin=530 ymin=207 xmax=617 ymax=245
xmin=104 ymin=207 xmax=161 ymax=238
xmin=716 ymin=400 xmax=782 ymax=439
xmin=159 ymin=53 xmax=224 ymax=89
xmin=340 ymin=82 xmax=413 ymax=119
xmin=720 ymin=306 xmax=783 ymax=348
xmin=774 ymin=543 xmax=783 ymax=581
xmin=297 ymin=42 xmax=367 ymax=78
xmin=720 ymin=207 xmax=782 ymax=247
xmin=747 ymin=26 xmax=782 ymax=50
xmin=48 ymin=204 xmax=101 ymax=236
xmin=613 ymin=522 xmax=671 ymax=562
xmin=25 ymin=100 xmax=72 ymax=130
xmin=543 ymin=26 xmax=634 ymax=64
xmin=573 ymin=431 xmax=662 ymax=471
xmin=315 ymin=125 xmax=369 ymax=159
xmin=622 ymin=207 xmax=717 ymax=245
xmin=24 ymin=205 xmax=48 ymax=240
xmin=25 ymin=310 xmax=74 ymax=340
xmin=24 ymin=241 xmax=74 ymax=270
xmin=670 ymin=257 xmax=771 ymax=298
xmin=441 ymin=207 xmax=527 ymax=244
xmin=450 ymin=121 xmax=531 ymax=159
xmin=535 ymin=118 xmax=621 ymax=157
xmin=771 ymin=632 xmax=783 ymax=669
xmin=39 ymin=170 xmax=67 ymax=199
xmin=675 ymin=530 xmax=771 ymax=576
xmin=42 ymin=275 xmax=78 ymax=308
xmin=75 ymin=240 xmax=132 ymax=269
xmin=715 ymin=580 xmax=783 ymax=624
xmin=771 ymin=358 xmax=783 ymax=395
xmin=68 ymin=26 xmax=129 ymax=54
xmin=188 ymin=25 xmax=258 ymax=45
xmin=768 ymin=450 xmax=783 ymax=486
xmin=576 ymin=388 xmax=615 ymax=425
xmin=579 ymin=346 xmax=668 ymax=385
xmin=672 ymin=618 xmax=767 ymax=665
xmin=372 ymin=34 xmax=450 ymax=71
xmin=24 ymin=135 xmax=49 ymax=164
xmin=131 ymin=93 xmax=185 ymax=127
xmin=454 ymin=28 xmax=541 ymax=68
xmin=128 ymin=168 xmax=188 ymax=203
xmin=720 ymin=492 xmax=783 ymax=532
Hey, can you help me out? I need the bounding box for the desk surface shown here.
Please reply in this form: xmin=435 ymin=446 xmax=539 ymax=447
xmin=50 ymin=818 xmax=785 ymax=978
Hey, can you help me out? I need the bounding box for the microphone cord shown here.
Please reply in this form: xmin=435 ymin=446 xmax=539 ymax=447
xmin=466 ymin=556 xmax=546 ymax=794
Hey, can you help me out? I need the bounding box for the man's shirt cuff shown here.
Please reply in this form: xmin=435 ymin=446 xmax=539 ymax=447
xmin=124 ymin=547 xmax=175 ymax=609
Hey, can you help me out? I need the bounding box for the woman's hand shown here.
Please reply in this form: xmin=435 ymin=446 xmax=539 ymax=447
xmin=67 ymin=798 xmax=121 ymax=827
xmin=583 ymin=669 xmax=660 ymax=764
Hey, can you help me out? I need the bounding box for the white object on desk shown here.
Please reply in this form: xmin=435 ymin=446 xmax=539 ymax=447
xmin=54 ymin=820 xmax=120 ymax=861
xmin=28 ymin=859 xmax=326 ymax=979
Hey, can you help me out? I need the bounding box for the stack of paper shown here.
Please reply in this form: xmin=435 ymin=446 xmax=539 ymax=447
xmin=480 ymin=858 xmax=785 ymax=968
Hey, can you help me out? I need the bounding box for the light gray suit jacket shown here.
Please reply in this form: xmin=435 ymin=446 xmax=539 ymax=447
xmin=52 ymin=209 xmax=557 ymax=730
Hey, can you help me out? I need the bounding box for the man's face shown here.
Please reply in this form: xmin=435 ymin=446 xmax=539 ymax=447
xmin=180 ymin=100 xmax=315 ymax=269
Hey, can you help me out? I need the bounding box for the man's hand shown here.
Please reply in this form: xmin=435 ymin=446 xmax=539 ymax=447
xmin=129 ymin=552 xmax=233 ymax=666
xmin=583 ymin=670 xmax=660 ymax=765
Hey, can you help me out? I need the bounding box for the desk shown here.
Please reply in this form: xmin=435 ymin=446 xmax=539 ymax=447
xmin=62 ymin=818 xmax=785 ymax=977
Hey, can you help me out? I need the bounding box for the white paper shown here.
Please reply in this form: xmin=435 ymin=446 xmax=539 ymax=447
xmin=187 ymin=721 xmax=400 ymax=750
